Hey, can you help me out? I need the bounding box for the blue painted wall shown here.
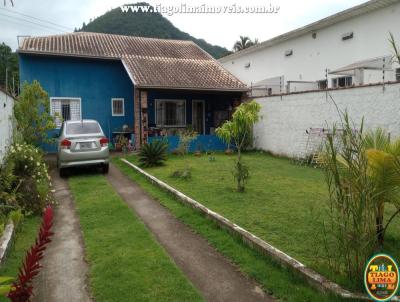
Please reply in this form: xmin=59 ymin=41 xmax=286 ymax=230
xmin=148 ymin=135 xmax=228 ymax=152
xmin=19 ymin=54 xmax=134 ymax=152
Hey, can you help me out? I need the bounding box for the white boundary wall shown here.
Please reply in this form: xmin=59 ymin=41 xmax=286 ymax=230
xmin=253 ymin=82 xmax=400 ymax=157
xmin=0 ymin=90 xmax=14 ymax=164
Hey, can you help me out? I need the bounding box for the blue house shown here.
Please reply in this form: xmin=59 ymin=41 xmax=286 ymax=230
xmin=18 ymin=32 xmax=247 ymax=152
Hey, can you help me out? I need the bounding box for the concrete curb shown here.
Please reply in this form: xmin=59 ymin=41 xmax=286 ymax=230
xmin=121 ymin=158 xmax=400 ymax=301
xmin=0 ymin=221 xmax=15 ymax=266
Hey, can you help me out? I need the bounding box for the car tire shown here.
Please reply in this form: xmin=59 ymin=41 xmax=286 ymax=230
xmin=59 ymin=168 xmax=67 ymax=178
xmin=102 ymin=163 xmax=109 ymax=174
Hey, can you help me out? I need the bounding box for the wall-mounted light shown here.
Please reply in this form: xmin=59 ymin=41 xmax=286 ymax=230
xmin=342 ymin=32 xmax=354 ymax=41
xmin=312 ymin=32 xmax=317 ymax=39
xmin=244 ymin=62 xmax=251 ymax=68
xmin=285 ymin=49 xmax=293 ymax=57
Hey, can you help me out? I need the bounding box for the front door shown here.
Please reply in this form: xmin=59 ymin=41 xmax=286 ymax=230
xmin=192 ymin=100 xmax=205 ymax=134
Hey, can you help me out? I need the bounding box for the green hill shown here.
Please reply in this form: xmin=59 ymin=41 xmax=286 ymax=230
xmin=78 ymin=2 xmax=231 ymax=59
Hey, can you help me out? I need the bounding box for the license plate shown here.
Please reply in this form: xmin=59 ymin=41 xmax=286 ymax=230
xmin=79 ymin=142 xmax=93 ymax=149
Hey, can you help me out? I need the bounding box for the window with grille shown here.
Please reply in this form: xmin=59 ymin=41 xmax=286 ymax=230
xmin=155 ymin=99 xmax=186 ymax=127
xmin=112 ymin=98 xmax=125 ymax=116
xmin=50 ymin=98 xmax=81 ymax=128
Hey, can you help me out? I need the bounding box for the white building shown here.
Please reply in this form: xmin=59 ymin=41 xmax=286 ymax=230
xmin=0 ymin=88 xmax=15 ymax=164
xmin=219 ymin=0 xmax=400 ymax=95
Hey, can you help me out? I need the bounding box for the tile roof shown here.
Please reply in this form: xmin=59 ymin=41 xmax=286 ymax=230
xmin=19 ymin=32 xmax=247 ymax=91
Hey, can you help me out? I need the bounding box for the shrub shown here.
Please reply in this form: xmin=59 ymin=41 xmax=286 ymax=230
xmin=138 ymin=140 xmax=168 ymax=167
xmin=0 ymin=159 xmax=19 ymax=212
xmin=9 ymin=209 xmax=23 ymax=227
xmin=3 ymin=142 xmax=52 ymax=214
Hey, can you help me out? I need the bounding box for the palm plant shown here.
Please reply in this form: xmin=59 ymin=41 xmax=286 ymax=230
xmin=138 ymin=140 xmax=168 ymax=167
xmin=233 ymin=36 xmax=254 ymax=52
xmin=389 ymin=32 xmax=400 ymax=64
xmin=364 ymin=128 xmax=400 ymax=246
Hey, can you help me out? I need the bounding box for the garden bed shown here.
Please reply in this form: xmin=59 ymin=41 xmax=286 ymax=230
xmin=120 ymin=152 xmax=400 ymax=291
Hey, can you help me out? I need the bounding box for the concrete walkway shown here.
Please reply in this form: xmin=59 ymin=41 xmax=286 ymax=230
xmin=32 ymin=169 xmax=92 ymax=302
xmin=107 ymin=163 xmax=274 ymax=302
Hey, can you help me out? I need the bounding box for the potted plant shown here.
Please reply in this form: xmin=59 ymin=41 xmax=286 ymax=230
xmin=115 ymin=134 xmax=129 ymax=152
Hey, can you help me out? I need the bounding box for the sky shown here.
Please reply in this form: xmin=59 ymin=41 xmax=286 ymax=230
xmin=0 ymin=0 xmax=369 ymax=51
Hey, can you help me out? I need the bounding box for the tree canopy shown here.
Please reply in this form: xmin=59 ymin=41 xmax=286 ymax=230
xmin=0 ymin=42 xmax=19 ymax=95
xmin=78 ymin=2 xmax=230 ymax=59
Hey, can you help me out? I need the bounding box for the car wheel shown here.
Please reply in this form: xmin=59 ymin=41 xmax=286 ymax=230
xmin=102 ymin=163 xmax=109 ymax=174
xmin=59 ymin=168 xmax=68 ymax=178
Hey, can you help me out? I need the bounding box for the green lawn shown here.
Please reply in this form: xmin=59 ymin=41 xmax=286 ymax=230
xmin=0 ymin=216 xmax=40 ymax=302
xmin=114 ymin=156 xmax=356 ymax=302
xmin=118 ymin=152 xmax=400 ymax=290
xmin=68 ymin=174 xmax=202 ymax=302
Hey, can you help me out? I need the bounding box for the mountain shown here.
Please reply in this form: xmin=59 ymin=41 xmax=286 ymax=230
xmin=77 ymin=2 xmax=231 ymax=59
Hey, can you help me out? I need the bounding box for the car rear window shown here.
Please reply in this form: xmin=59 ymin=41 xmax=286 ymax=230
xmin=66 ymin=122 xmax=101 ymax=135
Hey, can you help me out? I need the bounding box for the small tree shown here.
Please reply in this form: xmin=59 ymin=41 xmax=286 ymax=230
xmin=14 ymin=81 xmax=56 ymax=146
xmin=216 ymin=101 xmax=261 ymax=192
xmin=171 ymin=127 xmax=197 ymax=180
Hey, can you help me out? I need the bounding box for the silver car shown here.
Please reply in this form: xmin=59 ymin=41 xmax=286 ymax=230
xmin=57 ymin=120 xmax=109 ymax=177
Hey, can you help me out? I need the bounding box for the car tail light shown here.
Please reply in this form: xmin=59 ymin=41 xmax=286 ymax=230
xmin=100 ymin=137 xmax=108 ymax=147
xmin=60 ymin=139 xmax=71 ymax=149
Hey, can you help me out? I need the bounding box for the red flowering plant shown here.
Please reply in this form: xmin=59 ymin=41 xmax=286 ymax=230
xmin=7 ymin=206 xmax=54 ymax=302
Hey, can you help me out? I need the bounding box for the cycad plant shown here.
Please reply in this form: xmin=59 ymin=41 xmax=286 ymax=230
xmin=138 ymin=140 xmax=168 ymax=167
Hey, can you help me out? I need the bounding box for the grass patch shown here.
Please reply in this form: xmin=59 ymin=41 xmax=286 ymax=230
xmin=68 ymin=174 xmax=202 ymax=302
xmin=113 ymin=157 xmax=354 ymax=302
xmin=118 ymin=152 xmax=400 ymax=289
xmin=0 ymin=216 xmax=40 ymax=302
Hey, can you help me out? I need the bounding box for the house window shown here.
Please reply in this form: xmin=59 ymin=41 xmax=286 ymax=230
xmin=112 ymin=98 xmax=125 ymax=116
xmin=50 ymin=98 xmax=81 ymax=128
xmin=396 ymin=68 xmax=400 ymax=81
xmin=155 ymin=99 xmax=186 ymax=127
xmin=342 ymin=32 xmax=354 ymax=41
xmin=332 ymin=76 xmax=352 ymax=88
xmin=318 ymin=80 xmax=327 ymax=90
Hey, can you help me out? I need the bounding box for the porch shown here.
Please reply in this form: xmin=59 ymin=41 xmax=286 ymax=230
xmin=134 ymin=89 xmax=244 ymax=152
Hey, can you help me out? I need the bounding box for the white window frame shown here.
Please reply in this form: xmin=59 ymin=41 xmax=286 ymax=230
xmin=111 ymin=98 xmax=125 ymax=117
xmin=155 ymin=99 xmax=186 ymax=127
xmin=50 ymin=97 xmax=82 ymax=129
xmin=332 ymin=76 xmax=352 ymax=88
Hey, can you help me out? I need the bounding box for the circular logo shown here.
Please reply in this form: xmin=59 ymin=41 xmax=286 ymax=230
xmin=364 ymin=254 xmax=399 ymax=301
